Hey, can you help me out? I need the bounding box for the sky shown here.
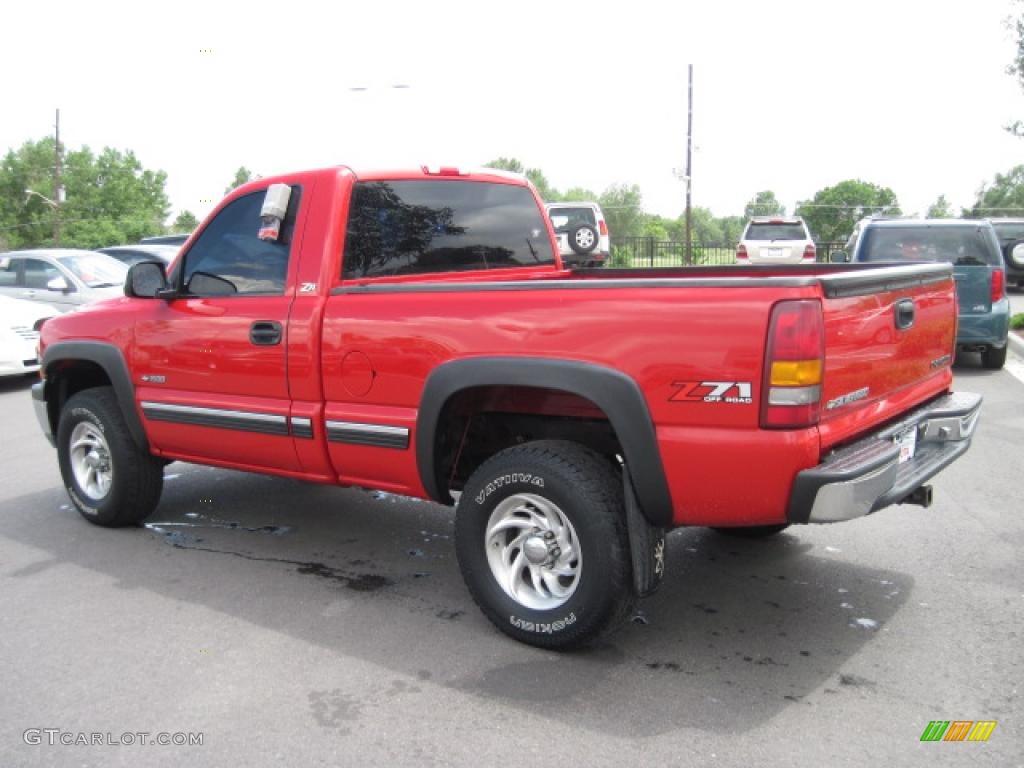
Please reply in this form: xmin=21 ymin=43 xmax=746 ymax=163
xmin=2 ymin=0 xmax=1023 ymax=226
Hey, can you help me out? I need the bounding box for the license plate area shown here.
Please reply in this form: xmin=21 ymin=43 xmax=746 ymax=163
xmin=894 ymin=426 xmax=917 ymax=464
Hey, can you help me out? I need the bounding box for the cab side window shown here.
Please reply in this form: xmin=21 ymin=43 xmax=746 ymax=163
xmin=180 ymin=188 xmax=301 ymax=297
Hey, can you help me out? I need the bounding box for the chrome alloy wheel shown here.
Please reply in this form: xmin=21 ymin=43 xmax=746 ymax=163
xmin=484 ymin=493 xmax=582 ymax=610
xmin=69 ymin=422 xmax=113 ymax=501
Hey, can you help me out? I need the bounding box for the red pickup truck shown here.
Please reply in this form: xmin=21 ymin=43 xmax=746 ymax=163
xmin=32 ymin=165 xmax=982 ymax=648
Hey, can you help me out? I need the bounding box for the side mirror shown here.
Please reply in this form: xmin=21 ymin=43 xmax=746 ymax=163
xmin=125 ymin=261 xmax=169 ymax=298
xmin=1010 ymin=241 xmax=1024 ymax=268
xmin=829 ymin=250 xmax=850 ymax=263
xmin=46 ymin=275 xmax=70 ymax=292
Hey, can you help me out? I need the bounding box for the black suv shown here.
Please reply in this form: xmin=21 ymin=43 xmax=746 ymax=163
xmin=987 ymin=218 xmax=1024 ymax=289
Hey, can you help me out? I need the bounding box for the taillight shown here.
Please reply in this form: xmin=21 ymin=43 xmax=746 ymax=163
xmin=761 ymin=300 xmax=824 ymax=429
xmin=803 ymin=244 xmax=816 ymax=261
xmin=598 ymin=220 xmax=608 ymax=236
xmin=991 ymin=269 xmax=1005 ymax=302
xmin=736 ymin=244 xmax=748 ymax=260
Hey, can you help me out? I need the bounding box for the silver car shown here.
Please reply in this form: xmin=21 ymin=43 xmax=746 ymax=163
xmin=0 ymin=249 xmax=128 ymax=312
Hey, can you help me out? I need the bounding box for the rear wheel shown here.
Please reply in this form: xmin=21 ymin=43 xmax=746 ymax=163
xmin=568 ymin=224 xmax=598 ymax=255
xmin=711 ymin=524 xmax=790 ymax=539
xmin=982 ymin=344 xmax=1007 ymax=370
xmin=57 ymin=387 xmax=164 ymax=527
xmin=455 ymin=440 xmax=633 ymax=649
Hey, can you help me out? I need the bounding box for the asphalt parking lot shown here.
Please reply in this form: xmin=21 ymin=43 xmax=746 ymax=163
xmin=1 ymin=348 xmax=1021 ymax=767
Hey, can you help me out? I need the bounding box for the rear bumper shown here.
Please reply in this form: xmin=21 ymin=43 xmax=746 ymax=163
xmin=788 ymin=391 xmax=982 ymax=524
xmin=32 ymin=381 xmax=56 ymax=448
xmin=956 ymin=300 xmax=1010 ymax=347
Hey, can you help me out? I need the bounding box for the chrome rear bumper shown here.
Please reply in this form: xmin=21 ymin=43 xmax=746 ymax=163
xmin=788 ymin=391 xmax=982 ymax=524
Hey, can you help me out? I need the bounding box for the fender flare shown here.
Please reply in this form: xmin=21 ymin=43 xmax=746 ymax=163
xmin=416 ymin=357 xmax=674 ymax=527
xmin=42 ymin=341 xmax=149 ymax=451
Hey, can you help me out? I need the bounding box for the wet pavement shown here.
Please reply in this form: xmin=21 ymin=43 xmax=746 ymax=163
xmin=0 ymin=365 xmax=1021 ymax=767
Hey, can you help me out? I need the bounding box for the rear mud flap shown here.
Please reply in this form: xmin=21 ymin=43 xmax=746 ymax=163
xmin=624 ymin=467 xmax=665 ymax=597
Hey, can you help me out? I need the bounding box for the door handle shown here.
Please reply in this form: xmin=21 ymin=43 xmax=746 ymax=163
xmin=249 ymin=321 xmax=283 ymax=346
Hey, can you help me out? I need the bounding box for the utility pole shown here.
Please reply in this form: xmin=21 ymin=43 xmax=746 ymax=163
xmin=53 ymin=108 xmax=61 ymax=246
xmin=684 ymin=65 xmax=693 ymax=265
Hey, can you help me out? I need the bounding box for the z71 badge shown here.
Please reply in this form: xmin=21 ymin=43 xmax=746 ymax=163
xmin=670 ymin=381 xmax=753 ymax=404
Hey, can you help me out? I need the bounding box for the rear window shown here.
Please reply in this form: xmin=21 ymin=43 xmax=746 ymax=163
xmin=992 ymin=222 xmax=1024 ymax=245
xmin=744 ymin=222 xmax=807 ymax=241
xmin=343 ymin=180 xmax=555 ymax=279
xmin=547 ymin=207 xmax=597 ymax=232
xmin=858 ymin=226 xmax=1002 ymax=266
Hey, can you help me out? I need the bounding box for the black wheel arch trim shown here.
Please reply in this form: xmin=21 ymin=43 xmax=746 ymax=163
xmin=41 ymin=341 xmax=149 ymax=452
xmin=417 ymin=357 xmax=674 ymax=527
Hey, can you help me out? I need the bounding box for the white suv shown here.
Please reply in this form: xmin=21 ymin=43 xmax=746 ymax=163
xmin=545 ymin=202 xmax=610 ymax=266
xmin=736 ymin=217 xmax=816 ymax=264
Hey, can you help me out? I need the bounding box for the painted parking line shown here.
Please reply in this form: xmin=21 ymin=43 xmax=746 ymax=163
xmin=1006 ymin=357 xmax=1024 ymax=387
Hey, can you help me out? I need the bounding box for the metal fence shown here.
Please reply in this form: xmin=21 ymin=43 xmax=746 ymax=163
xmin=609 ymin=237 xmax=847 ymax=267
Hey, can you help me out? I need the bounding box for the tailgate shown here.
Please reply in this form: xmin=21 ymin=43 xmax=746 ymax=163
xmin=816 ymin=264 xmax=956 ymax=451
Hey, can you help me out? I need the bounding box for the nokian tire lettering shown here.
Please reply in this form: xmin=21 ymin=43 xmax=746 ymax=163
xmin=56 ymin=387 xmax=164 ymax=527
xmin=455 ymin=440 xmax=634 ymax=650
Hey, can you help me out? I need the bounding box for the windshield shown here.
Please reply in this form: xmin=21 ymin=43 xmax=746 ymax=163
xmin=858 ymin=226 xmax=1002 ymax=266
xmin=57 ymin=254 xmax=129 ymax=288
xmin=744 ymin=222 xmax=807 ymax=241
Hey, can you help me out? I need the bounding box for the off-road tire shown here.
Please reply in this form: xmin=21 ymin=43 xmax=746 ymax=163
xmin=456 ymin=440 xmax=634 ymax=649
xmin=57 ymin=387 xmax=163 ymax=527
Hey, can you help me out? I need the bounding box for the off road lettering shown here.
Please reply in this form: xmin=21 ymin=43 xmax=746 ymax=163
xmin=670 ymin=381 xmax=752 ymax=404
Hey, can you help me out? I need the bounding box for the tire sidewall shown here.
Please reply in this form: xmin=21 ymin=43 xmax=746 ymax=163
xmin=57 ymin=396 xmax=124 ymax=525
xmin=456 ymin=453 xmax=621 ymax=644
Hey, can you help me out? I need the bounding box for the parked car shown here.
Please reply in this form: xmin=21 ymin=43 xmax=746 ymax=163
xmin=736 ymin=216 xmax=816 ymax=264
xmin=0 ymin=249 xmax=129 ymax=313
xmin=141 ymin=234 xmax=191 ymax=246
xmin=98 ymin=244 xmax=179 ymax=266
xmin=0 ymin=295 xmax=58 ymax=377
xmin=544 ymin=201 xmax=609 ymax=266
xmin=836 ymin=218 xmax=1010 ymax=369
xmin=986 ymin=218 xmax=1024 ymax=290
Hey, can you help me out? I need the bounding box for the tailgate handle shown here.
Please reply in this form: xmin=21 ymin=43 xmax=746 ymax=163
xmin=249 ymin=321 xmax=283 ymax=346
xmin=894 ymin=299 xmax=915 ymax=330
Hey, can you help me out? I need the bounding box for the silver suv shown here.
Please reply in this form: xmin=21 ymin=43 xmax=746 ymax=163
xmin=737 ymin=217 xmax=816 ymax=264
xmin=545 ymin=202 xmax=610 ymax=267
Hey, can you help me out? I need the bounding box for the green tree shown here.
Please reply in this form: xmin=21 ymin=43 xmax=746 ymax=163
xmin=560 ymin=186 xmax=599 ymax=202
xmin=796 ymin=180 xmax=900 ymax=242
xmin=599 ymin=183 xmax=644 ymax=238
xmin=484 ymin=158 xmax=560 ymax=200
xmin=173 ymin=210 xmax=199 ymax=231
xmin=966 ymin=165 xmax=1024 ymax=216
xmin=744 ymin=190 xmax=785 ymax=218
xmin=1008 ymin=2 xmax=1024 ymax=136
xmin=926 ymin=195 xmax=954 ymax=218
xmin=688 ymin=207 xmax=723 ymax=243
xmin=525 ymin=168 xmax=558 ymax=202
xmin=0 ymin=138 xmax=169 ymax=249
xmin=483 ymin=157 xmax=524 ymax=174
xmin=225 ymin=166 xmax=254 ymax=195
xmin=717 ymin=215 xmax=745 ymax=245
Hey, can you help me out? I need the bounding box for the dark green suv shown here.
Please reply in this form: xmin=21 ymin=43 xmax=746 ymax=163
xmin=839 ymin=219 xmax=1010 ymax=370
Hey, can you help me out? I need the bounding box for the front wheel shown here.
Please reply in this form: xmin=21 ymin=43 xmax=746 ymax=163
xmin=57 ymin=387 xmax=164 ymax=527
xmin=455 ymin=440 xmax=634 ymax=649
